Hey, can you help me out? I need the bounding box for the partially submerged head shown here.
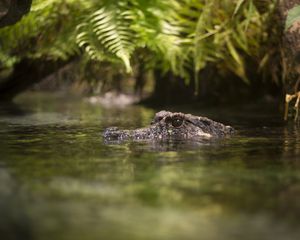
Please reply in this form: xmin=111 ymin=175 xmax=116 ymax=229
xmin=149 ymin=111 xmax=234 ymax=139
xmin=103 ymin=110 xmax=234 ymax=142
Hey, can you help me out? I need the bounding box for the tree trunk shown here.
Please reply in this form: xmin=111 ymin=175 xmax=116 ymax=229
xmin=0 ymin=58 xmax=72 ymax=101
xmin=0 ymin=0 xmax=32 ymax=28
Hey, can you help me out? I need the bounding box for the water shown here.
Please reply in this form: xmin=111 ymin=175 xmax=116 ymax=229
xmin=0 ymin=92 xmax=300 ymax=240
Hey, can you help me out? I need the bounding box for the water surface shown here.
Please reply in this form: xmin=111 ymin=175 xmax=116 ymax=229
xmin=0 ymin=92 xmax=300 ymax=240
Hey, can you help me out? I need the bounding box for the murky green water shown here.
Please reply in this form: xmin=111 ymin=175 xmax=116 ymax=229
xmin=0 ymin=92 xmax=300 ymax=240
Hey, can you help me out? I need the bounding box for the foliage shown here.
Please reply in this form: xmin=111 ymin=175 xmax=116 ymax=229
xmin=0 ymin=0 xmax=278 ymax=87
xmin=0 ymin=0 xmax=90 ymax=67
xmin=285 ymin=4 xmax=300 ymax=30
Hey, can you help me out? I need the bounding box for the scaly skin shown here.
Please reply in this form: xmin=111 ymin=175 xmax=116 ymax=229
xmin=103 ymin=111 xmax=234 ymax=141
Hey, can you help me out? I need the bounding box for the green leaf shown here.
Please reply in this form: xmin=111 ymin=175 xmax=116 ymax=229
xmin=226 ymin=37 xmax=249 ymax=84
xmin=285 ymin=5 xmax=300 ymax=31
xmin=233 ymin=0 xmax=247 ymax=17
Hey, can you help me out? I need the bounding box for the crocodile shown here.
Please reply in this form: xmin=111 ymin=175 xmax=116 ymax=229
xmin=103 ymin=110 xmax=234 ymax=142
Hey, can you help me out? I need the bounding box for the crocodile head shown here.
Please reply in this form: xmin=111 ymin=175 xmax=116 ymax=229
xmin=103 ymin=110 xmax=234 ymax=141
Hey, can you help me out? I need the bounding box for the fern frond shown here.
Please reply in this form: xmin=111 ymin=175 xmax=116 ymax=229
xmin=0 ymin=0 xmax=90 ymax=65
xmin=76 ymin=6 xmax=136 ymax=73
xmin=0 ymin=0 xmax=278 ymax=86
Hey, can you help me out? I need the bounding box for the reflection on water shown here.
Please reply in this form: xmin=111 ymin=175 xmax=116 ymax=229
xmin=0 ymin=92 xmax=300 ymax=240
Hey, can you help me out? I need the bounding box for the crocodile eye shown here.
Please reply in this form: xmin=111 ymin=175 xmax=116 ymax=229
xmin=172 ymin=116 xmax=183 ymax=128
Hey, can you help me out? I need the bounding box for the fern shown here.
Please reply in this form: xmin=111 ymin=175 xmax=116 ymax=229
xmin=0 ymin=0 xmax=90 ymax=66
xmin=174 ymin=0 xmax=275 ymax=82
xmin=0 ymin=0 xmax=278 ymax=86
xmin=76 ymin=5 xmax=136 ymax=73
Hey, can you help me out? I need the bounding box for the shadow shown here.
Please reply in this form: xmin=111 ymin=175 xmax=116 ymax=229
xmin=0 ymin=101 xmax=29 ymax=116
